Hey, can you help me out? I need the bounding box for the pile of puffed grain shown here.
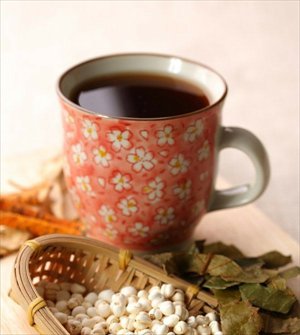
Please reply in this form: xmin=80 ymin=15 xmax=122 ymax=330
xmin=35 ymin=281 xmax=222 ymax=335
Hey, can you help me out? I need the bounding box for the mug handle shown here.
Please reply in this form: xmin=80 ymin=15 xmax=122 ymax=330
xmin=208 ymin=126 xmax=270 ymax=211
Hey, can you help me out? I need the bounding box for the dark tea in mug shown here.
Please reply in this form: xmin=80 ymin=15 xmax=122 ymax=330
xmin=70 ymin=73 xmax=210 ymax=118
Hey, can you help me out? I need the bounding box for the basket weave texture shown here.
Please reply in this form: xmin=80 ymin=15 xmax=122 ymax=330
xmin=10 ymin=234 xmax=217 ymax=335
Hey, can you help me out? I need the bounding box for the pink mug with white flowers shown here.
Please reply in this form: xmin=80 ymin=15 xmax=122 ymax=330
xmin=57 ymin=53 xmax=270 ymax=252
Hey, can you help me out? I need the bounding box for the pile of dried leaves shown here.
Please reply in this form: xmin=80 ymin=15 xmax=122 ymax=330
xmin=145 ymin=242 xmax=300 ymax=335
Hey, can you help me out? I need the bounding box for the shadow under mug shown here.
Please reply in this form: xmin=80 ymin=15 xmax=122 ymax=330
xmin=57 ymin=53 xmax=270 ymax=252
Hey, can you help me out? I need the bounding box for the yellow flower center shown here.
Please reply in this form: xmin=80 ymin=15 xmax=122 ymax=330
xmin=128 ymin=201 xmax=135 ymax=208
xmin=175 ymin=161 xmax=181 ymax=168
xmin=99 ymin=149 xmax=106 ymax=157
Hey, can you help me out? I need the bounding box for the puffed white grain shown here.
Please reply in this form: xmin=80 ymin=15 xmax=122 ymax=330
xmin=162 ymin=314 xmax=180 ymax=327
xmin=72 ymin=306 xmax=86 ymax=317
xmin=98 ymin=289 xmax=114 ymax=303
xmin=71 ymin=283 xmax=86 ymax=294
xmin=54 ymin=312 xmax=68 ymax=325
xmin=81 ymin=326 xmax=92 ymax=335
xmin=161 ymin=284 xmax=175 ymax=298
xmin=66 ymin=319 xmax=82 ymax=335
xmin=84 ymin=292 xmax=98 ymax=305
xmin=159 ymin=301 xmax=175 ymax=316
xmin=173 ymin=321 xmax=188 ymax=335
xmin=120 ymin=286 xmax=137 ymax=297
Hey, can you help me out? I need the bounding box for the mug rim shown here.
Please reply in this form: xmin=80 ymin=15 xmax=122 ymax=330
xmin=57 ymin=52 xmax=228 ymax=121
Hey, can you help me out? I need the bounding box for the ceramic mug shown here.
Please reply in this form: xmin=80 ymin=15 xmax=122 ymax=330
xmin=57 ymin=53 xmax=270 ymax=252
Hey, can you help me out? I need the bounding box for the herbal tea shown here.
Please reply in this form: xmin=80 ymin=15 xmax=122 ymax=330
xmin=71 ymin=73 xmax=210 ymax=118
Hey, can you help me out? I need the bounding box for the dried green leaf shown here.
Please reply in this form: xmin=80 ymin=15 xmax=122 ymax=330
xmin=144 ymin=252 xmax=175 ymax=274
xmin=268 ymin=276 xmax=287 ymax=290
xmin=279 ymin=266 xmax=300 ymax=280
xmin=204 ymin=276 xmax=239 ymax=289
xmin=213 ymin=289 xmax=262 ymax=334
xmin=186 ymin=253 xmax=270 ymax=283
xmin=219 ymin=301 xmax=262 ymax=335
xmin=204 ymin=242 xmax=245 ymax=259
xmin=261 ymin=313 xmax=300 ymax=334
xmin=257 ymin=251 xmax=292 ymax=269
xmin=236 ymin=257 xmax=265 ymax=269
xmin=143 ymin=252 xmax=173 ymax=269
xmin=213 ymin=287 xmax=241 ymax=304
xmin=240 ymin=283 xmax=297 ymax=314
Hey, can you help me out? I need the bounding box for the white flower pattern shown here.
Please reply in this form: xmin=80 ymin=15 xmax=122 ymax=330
xmin=110 ymin=172 xmax=132 ymax=192
xmin=173 ymin=180 xmax=192 ymax=200
xmin=168 ymin=154 xmax=190 ymax=175
xmin=129 ymin=222 xmax=149 ymax=237
xmin=82 ymin=119 xmax=98 ymax=140
xmin=103 ymin=224 xmax=118 ymax=240
xmin=143 ymin=177 xmax=165 ymax=201
xmin=193 ymin=200 xmax=205 ymax=216
xmin=98 ymin=205 xmax=117 ymax=223
xmin=117 ymin=196 xmax=138 ymax=216
xmin=155 ymin=207 xmax=175 ymax=225
xmin=157 ymin=125 xmax=175 ymax=146
xmin=72 ymin=143 xmax=87 ymax=165
xmin=127 ymin=147 xmax=156 ymax=172
xmin=93 ymin=146 xmax=112 ymax=167
xmin=76 ymin=176 xmax=92 ymax=193
xmin=184 ymin=120 xmax=204 ymax=142
xmin=198 ymin=140 xmax=210 ymax=161
xmin=65 ymin=112 xmax=74 ymax=124
xmin=108 ymin=130 xmax=131 ymax=151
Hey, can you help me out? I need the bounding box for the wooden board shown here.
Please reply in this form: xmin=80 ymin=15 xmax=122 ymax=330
xmin=1 ymin=152 xmax=299 ymax=334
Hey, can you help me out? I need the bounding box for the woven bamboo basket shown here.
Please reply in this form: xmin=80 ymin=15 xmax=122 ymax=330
xmin=10 ymin=234 xmax=218 ymax=335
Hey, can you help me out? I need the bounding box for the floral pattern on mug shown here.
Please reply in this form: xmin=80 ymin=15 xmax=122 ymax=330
xmin=82 ymin=119 xmax=99 ymax=140
xmin=184 ymin=119 xmax=204 ymax=142
xmin=129 ymin=222 xmax=149 ymax=237
xmin=110 ymin=172 xmax=132 ymax=192
xmin=108 ymin=129 xmax=132 ymax=151
xmin=142 ymin=177 xmax=165 ymax=201
xmin=72 ymin=143 xmax=87 ymax=165
xmin=168 ymin=154 xmax=190 ymax=175
xmin=156 ymin=125 xmax=175 ymax=146
xmin=93 ymin=146 xmax=112 ymax=167
xmin=117 ymin=196 xmax=138 ymax=216
xmin=61 ymin=99 xmax=219 ymax=250
xmin=127 ymin=147 xmax=156 ymax=172
xmin=98 ymin=205 xmax=117 ymax=223
xmin=154 ymin=207 xmax=175 ymax=225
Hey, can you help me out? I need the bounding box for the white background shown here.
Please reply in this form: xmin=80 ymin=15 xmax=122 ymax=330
xmin=1 ymin=1 xmax=299 ymax=240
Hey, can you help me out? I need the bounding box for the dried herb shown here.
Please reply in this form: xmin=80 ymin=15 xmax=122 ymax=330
xmin=240 ymin=283 xmax=297 ymax=314
xmin=214 ymin=289 xmax=263 ymax=335
xmin=144 ymin=240 xmax=300 ymax=335
xmin=182 ymin=253 xmax=271 ymax=283
xmin=279 ymin=266 xmax=300 ymax=280
xmin=261 ymin=313 xmax=300 ymax=334
xmin=203 ymin=276 xmax=239 ymax=290
xmin=220 ymin=300 xmax=263 ymax=334
xmin=255 ymin=251 xmax=292 ymax=269
xmin=203 ymin=241 xmax=245 ymax=259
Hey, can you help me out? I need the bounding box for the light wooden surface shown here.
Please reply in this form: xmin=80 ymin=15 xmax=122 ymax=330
xmin=0 ymin=153 xmax=299 ymax=334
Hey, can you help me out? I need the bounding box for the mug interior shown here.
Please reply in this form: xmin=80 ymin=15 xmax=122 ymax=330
xmin=58 ymin=54 xmax=227 ymax=119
